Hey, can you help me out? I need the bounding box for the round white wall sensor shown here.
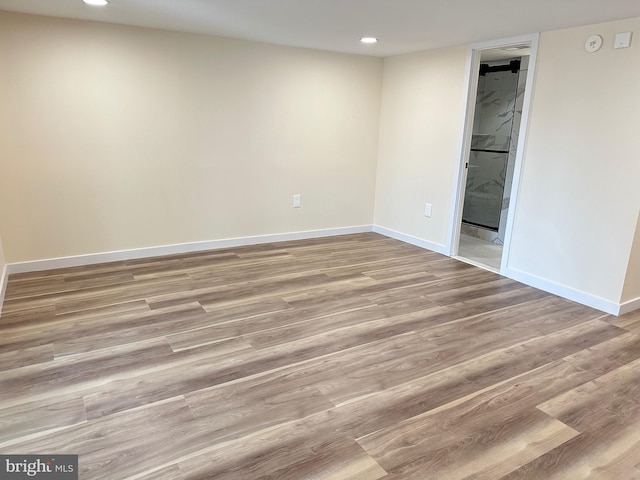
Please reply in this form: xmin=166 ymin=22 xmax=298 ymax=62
xmin=585 ymin=35 xmax=603 ymax=53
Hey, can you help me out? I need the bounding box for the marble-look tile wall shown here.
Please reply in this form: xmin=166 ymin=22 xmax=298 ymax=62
xmin=498 ymin=56 xmax=529 ymax=244
xmin=463 ymin=57 xmax=528 ymax=244
xmin=463 ymin=150 xmax=508 ymax=231
xmin=471 ymin=68 xmax=518 ymax=151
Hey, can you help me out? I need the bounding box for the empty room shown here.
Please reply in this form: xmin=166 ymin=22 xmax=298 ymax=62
xmin=1 ymin=1 xmax=640 ymax=478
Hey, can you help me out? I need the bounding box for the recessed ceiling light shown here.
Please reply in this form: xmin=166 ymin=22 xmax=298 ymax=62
xmin=83 ymin=0 xmax=109 ymax=6
xmin=360 ymin=37 xmax=378 ymax=44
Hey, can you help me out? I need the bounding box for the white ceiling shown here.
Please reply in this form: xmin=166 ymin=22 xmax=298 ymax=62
xmin=0 ymin=0 xmax=639 ymax=57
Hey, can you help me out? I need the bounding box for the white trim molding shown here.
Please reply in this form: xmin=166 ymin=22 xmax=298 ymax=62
xmin=0 ymin=265 xmax=7 ymax=315
xmin=446 ymin=32 xmax=540 ymax=272
xmin=505 ymin=266 xmax=621 ymax=316
xmin=619 ymin=297 xmax=640 ymax=316
xmin=4 ymin=226 xmax=373 ymax=276
xmin=2 ymin=225 xmax=634 ymax=318
xmin=373 ymin=226 xmax=448 ymax=255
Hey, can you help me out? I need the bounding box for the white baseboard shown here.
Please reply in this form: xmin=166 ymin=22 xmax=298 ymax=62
xmin=372 ymin=226 xmax=448 ymax=255
xmin=619 ymin=296 xmax=640 ymax=316
xmin=0 ymin=265 xmax=7 ymax=316
xmin=5 ymin=225 xmax=374 ymax=276
xmin=3 ymin=225 xmax=634 ymax=319
xmin=504 ymin=266 xmax=621 ymax=316
xmin=372 ymin=227 xmax=626 ymax=315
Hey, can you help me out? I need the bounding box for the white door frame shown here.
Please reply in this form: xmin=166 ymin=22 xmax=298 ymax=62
xmin=446 ymin=33 xmax=540 ymax=275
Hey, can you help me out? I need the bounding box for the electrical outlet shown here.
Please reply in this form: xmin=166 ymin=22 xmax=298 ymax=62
xmin=293 ymin=194 xmax=301 ymax=208
xmin=424 ymin=203 xmax=432 ymax=217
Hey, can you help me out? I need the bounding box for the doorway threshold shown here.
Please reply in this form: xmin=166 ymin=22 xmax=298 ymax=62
xmin=452 ymin=255 xmax=501 ymax=275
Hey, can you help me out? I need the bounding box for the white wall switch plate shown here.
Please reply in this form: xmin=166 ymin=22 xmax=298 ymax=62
xmin=293 ymin=194 xmax=301 ymax=208
xmin=614 ymin=32 xmax=632 ymax=49
xmin=424 ymin=203 xmax=432 ymax=217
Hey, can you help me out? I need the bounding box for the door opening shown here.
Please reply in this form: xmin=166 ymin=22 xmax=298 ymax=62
xmin=449 ymin=34 xmax=539 ymax=274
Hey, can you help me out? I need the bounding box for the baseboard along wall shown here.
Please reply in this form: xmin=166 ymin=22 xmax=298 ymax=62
xmin=5 ymin=226 xmax=373 ymax=275
xmin=504 ymin=266 xmax=623 ymax=316
xmin=0 ymin=225 xmax=635 ymax=317
xmin=0 ymin=265 xmax=7 ymax=317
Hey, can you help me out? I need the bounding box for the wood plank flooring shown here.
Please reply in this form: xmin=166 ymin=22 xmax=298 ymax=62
xmin=1 ymin=232 xmax=639 ymax=479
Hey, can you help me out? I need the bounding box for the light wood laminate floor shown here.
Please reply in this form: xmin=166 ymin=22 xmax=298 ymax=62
xmin=1 ymin=233 xmax=639 ymax=479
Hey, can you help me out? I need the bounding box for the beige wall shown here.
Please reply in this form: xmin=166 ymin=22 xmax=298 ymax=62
xmin=0 ymin=11 xmax=382 ymax=262
xmin=509 ymin=17 xmax=640 ymax=303
xmin=621 ymin=211 xmax=640 ymax=303
xmin=374 ymin=46 xmax=468 ymax=247
xmin=373 ymin=16 xmax=640 ymax=306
